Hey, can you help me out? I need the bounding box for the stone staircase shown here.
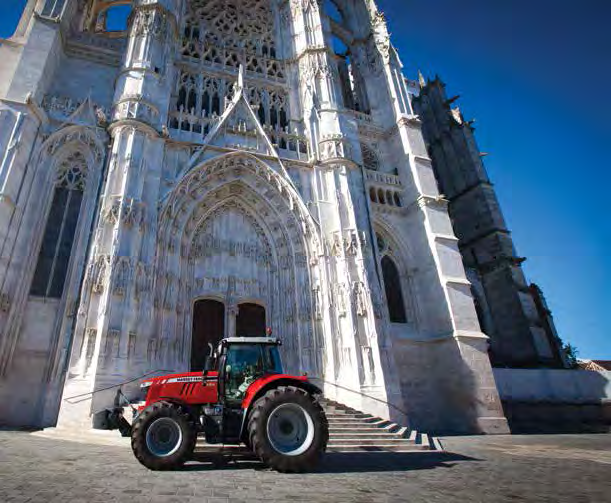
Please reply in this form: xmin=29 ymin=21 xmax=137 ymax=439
xmin=322 ymin=399 xmax=439 ymax=453
xmin=195 ymin=399 xmax=441 ymax=454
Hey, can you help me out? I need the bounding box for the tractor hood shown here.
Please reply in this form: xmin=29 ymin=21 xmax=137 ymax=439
xmin=140 ymin=371 xmax=217 ymax=388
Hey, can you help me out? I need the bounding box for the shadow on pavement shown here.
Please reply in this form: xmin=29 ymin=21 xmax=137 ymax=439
xmin=185 ymin=450 xmax=480 ymax=473
xmin=318 ymin=451 xmax=480 ymax=473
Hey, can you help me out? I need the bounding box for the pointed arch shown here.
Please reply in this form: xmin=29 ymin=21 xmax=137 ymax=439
xmin=154 ymin=152 xmax=323 ymax=375
xmin=30 ymin=151 xmax=88 ymax=298
xmin=373 ymin=217 xmax=419 ymax=330
xmin=164 ymin=151 xmax=318 ymax=237
xmin=29 ymin=126 xmax=107 ymax=300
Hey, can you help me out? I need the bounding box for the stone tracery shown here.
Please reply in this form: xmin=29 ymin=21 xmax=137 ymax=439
xmin=184 ymin=0 xmax=277 ymax=57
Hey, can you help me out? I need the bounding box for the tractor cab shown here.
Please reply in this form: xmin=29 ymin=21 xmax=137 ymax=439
xmin=213 ymin=337 xmax=283 ymax=402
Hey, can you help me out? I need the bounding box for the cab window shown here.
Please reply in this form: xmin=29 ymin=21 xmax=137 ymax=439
xmin=225 ymin=344 xmax=264 ymax=400
xmin=263 ymin=345 xmax=283 ymax=374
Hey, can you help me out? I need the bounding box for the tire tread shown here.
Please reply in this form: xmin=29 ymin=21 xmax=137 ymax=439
xmin=131 ymin=401 xmax=197 ymax=471
xmin=248 ymin=385 xmax=328 ymax=473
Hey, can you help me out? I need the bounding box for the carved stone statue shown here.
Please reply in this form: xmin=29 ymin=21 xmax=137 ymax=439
xmin=353 ymin=281 xmax=368 ymax=317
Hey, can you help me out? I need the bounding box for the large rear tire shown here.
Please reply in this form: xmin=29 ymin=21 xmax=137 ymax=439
xmin=131 ymin=401 xmax=197 ymax=471
xmin=248 ymin=386 xmax=328 ymax=473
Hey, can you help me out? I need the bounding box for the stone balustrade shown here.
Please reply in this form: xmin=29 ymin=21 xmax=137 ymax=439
xmin=168 ymin=109 xmax=310 ymax=160
xmin=365 ymin=169 xmax=402 ymax=187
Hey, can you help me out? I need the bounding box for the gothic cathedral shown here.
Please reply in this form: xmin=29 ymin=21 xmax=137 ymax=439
xmin=0 ymin=0 xmax=563 ymax=434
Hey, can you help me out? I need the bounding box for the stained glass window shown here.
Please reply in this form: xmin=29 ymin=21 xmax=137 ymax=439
xmin=30 ymin=153 xmax=87 ymax=299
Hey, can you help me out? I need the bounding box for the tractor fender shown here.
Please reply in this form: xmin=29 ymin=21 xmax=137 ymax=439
xmin=239 ymin=375 xmax=323 ymax=441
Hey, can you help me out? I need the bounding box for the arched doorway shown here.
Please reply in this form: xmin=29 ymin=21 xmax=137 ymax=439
xmin=191 ymin=299 xmax=225 ymax=370
xmin=236 ymin=303 xmax=266 ymax=337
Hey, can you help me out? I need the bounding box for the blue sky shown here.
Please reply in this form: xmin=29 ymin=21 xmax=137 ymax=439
xmin=1 ymin=0 xmax=609 ymax=359
xmin=376 ymin=0 xmax=610 ymax=360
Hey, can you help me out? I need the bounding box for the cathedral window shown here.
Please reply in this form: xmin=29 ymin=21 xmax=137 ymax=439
xmin=381 ymin=255 xmax=407 ymax=324
xmin=331 ymin=36 xmax=370 ymax=114
xmin=182 ymin=0 xmax=279 ymax=63
xmin=170 ymin=71 xmax=290 ymax=138
xmin=41 ymin=0 xmax=66 ymax=19
xmin=30 ymin=153 xmax=87 ymax=299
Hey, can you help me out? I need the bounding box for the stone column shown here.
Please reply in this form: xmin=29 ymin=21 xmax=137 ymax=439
xmin=286 ymin=0 xmax=403 ymax=420
xmin=60 ymin=0 xmax=185 ymax=428
xmin=227 ymin=305 xmax=239 ymax=339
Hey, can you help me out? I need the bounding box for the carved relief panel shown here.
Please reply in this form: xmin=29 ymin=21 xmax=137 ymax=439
xmin=190 ymin=202 xmax=275 ymax=316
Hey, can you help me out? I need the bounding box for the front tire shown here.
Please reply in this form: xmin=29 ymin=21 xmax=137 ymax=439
xmin=248 ymin=386 xmax=328 ymax=473
xmin=131 ymin=401 xmax=196 ymax=471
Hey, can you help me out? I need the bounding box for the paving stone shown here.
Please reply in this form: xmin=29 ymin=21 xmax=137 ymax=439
xmin=0 ymin=432 xmax=609 ymax=502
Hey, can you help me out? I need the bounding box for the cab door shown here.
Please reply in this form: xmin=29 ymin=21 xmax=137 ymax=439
xmin=219 ymin=343 xmax=265 ymax=443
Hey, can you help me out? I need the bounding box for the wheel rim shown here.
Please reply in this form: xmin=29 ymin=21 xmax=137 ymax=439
xmin=266 ymin=403 xmax=315 ymax=456
xmin=145 ymin=417 xmax=183 ymax=458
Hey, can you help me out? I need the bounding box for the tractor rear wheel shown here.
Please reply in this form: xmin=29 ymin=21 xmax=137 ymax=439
xmin=248 ymin=386 xmax=328 ymax=473
xmin=131 ymin=401 xmax=197 ymax=471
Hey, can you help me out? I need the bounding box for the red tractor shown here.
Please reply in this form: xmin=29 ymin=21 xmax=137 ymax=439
xmin=124 ymin=337 xmax=328 ymax=472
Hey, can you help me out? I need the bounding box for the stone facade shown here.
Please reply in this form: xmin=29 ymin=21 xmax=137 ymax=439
xmin=0 ymin=0 xmax=535 ymax=435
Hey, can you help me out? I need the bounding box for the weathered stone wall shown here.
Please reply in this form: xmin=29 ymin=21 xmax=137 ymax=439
xmin=495 ymin=369 xmax=611 ymax=433
xmin=494 ymin=369 xmax=611 ymax=403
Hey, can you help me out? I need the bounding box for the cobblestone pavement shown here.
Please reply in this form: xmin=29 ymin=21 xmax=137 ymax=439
xmin=0 ymin=431 xmax=609 ymax=503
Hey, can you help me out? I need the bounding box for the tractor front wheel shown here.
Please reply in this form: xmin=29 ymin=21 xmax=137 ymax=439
xmin=248 ymin=386 xmax=328 ymax=473
xmin=131 ymin=401 xmax=197 ymax=470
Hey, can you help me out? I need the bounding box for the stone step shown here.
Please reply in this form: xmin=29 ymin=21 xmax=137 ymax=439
xmin=32 ymin=429 xmax=130 ymax=448
xmin=326 ymin=444 xmax=429 ymax=453
xmin=328 ymin=438 xmax=417 ymax=446
xmin=327 ymin=416 xmax=381 ymax=422
xmin=325 ymin=413 xmax=374 ymax=420
xmin=329 ymin=426 xmax=401 ymax=434
xmin=327 ymin=420 xmax=391 ymax=428
xmin=329 ymin=430 xmax=405 ymax=439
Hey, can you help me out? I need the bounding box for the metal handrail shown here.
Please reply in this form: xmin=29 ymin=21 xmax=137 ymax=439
xmin=308 ymin=376 xmax=410 ymax=419
xmin=62 ymin=369 xmax=175 ymax=404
